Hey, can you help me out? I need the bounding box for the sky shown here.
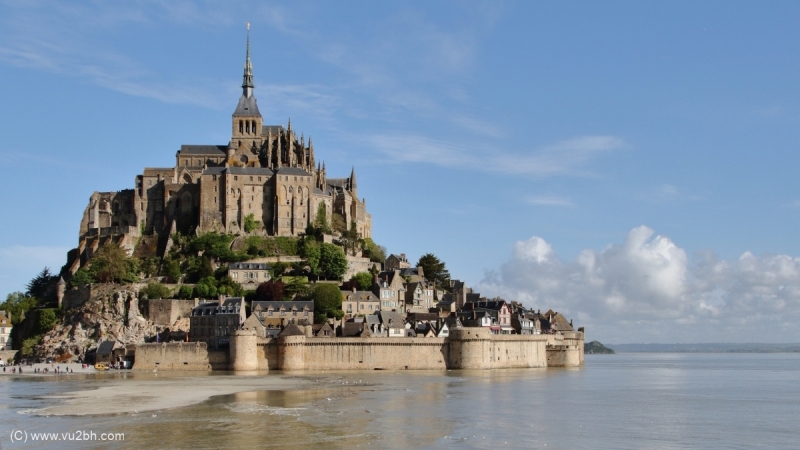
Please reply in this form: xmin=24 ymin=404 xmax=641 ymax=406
xmin=1 ymin=1 xmax=800 ymax=343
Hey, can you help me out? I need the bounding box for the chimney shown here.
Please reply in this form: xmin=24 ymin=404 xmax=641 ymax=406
xmin=373 ymin=273 xmax=378 ymax=284
xmin=352 ymin=286 xmax=357 ymax=293
xmin=400 ymin=253 xmax=406 ymax=260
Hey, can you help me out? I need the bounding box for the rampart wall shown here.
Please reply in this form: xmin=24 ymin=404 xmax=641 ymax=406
xmin=134 ymin=342 xmax=228 ymax=370
xmin=135 ymin=330 xmax=582 ymax=372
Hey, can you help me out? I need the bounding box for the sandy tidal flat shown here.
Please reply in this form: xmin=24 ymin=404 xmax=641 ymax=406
xmin=38 ymin=373 xmax=318 ymax=416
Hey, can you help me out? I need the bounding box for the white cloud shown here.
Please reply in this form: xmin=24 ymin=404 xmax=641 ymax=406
xmin=476 ymin=226 xmax=800 ymax=343
xmin=0 ymin=246 xmax=70 ymax=299
xmin=369 ymin=134 xmax=622 ymax=176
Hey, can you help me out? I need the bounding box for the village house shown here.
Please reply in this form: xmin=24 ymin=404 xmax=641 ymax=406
xmin=512 ymin=313 xmax=536 ymax=335
xmin=0 ymin=311 xmax=11 ymax=351
xmin=405 ymin=280 xmax=436 ymax=313
xmin=372 ymin=270 xmax=406 ymax=314
xmin=384 ymin=253 xmax=410 ymax=271
xmin=189 ymin=297 xmax=246 ymax=349
xmin=228 ymin=262 xmax=272 ymax=289
xmin=341 ymin=288 xmax=380 ymax=318
xmin=378 ymin=311 xmax=407 ymax=337
xmin=462 ymin=300 xmax=514 ymax=334
xmin=251 ymin=300 xmax=313 ymax=330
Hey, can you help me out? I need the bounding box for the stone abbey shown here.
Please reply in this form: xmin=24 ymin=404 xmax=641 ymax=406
xmin=74 ymin=29 xmax=370 ymax=266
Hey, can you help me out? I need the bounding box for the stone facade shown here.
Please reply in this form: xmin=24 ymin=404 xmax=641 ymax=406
xmin=73 ymin=30 xmax=371 ymax=269
xmin=135 ymin=327 xmax=584 ymax=371
xmin=147 ymin=299 xmax=198 ymax=327
xmin=0 ymin=311 xmax=11 ymax=351
xmin=228 ymin=262 xmax=271 ymax=289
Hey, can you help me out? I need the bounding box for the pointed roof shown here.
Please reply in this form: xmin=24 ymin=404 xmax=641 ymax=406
xmin=349 ymin=166 xmax=357 ymax=191
xmin=278 ymin=323 xmax=305 ymax=337
xmin=234 ymin=24 xmax=261 ymax=117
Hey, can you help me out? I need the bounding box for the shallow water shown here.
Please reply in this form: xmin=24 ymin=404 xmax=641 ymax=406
xmin=2 ymin=353 xmax=800 ymax=449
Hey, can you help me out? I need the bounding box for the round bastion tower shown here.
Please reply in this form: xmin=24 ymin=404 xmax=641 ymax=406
xmin=448 ymin=328 xmax=492 ymax=369
xmin=229 ymin=329 xmax=258 ymax=371
xmin=278 ymin=335 xmax=306 ymax=371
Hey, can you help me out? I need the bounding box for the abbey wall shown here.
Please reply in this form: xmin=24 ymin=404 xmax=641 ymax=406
xmin=134 ymin=329 xmax=583 ymax=371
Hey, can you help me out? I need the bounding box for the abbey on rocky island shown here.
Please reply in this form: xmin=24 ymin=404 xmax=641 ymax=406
xmin=74 ymin=29 xmax=370 ymax=269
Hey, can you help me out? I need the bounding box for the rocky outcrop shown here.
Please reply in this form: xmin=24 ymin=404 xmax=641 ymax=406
xmin=34 ymin=284 xmax=189 ymax=362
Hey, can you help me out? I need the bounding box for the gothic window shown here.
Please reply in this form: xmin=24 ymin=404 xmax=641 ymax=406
xmin=239 ymin=120 xmax=243 ymax=134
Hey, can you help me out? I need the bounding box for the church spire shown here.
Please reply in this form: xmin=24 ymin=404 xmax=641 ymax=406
xmin=242 ymin=22 xmax=254 ymax=98
xmin=349 ymin=166 xmax=357 ymax=195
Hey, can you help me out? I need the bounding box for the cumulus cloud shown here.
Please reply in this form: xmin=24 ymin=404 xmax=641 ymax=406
xmin=476 ymin=226 xmax=800 ymax=343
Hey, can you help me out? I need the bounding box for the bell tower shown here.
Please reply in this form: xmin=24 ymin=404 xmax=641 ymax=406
xmin=231 ymin=23 xmax=263 ymax=166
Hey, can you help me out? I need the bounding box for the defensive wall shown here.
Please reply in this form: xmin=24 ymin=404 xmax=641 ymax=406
xmin=133 ymin=342 xmax=229 ymax=370
xmin=134 ymin=329 xmax=583 ymax=371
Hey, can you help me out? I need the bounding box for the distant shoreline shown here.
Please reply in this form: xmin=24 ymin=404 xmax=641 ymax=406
xmin=606 ymin=343 xmax=800 ymax=353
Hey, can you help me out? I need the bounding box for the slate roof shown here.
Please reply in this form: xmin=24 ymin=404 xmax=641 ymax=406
xmin=229 ymin=262 xmax=271 ymax=270
xmin=277 ymin=323 xmax=305 ymax=337
xmin=342 ymin=321 xmax=363 ymax=337
xmin=252 ymin=300 xmax=313 ymax=312
xmin=201 ymin=167 xmax=226 ymax=175
xmin=179 ymin=145 xmax=228 ymax=155
xmin=326 ymin=178 xmax=348 ymax=188
xmin=262 ymin=125 xmax=285 ymax=134
xmin=143 ymin=168 xmax=174 ymax=176
xmin=97 ymin=340 xmax=120 ymax=355
xmin=378 ymin=311 xmax=405 ymax=329
xmin=276 ymin=167 xmax=311 ymax=176
xmin=342 ymin=290 xmax=378 ymax=302
xmin=226 ymin=167 xmax=274 ymax=175
xmin=233 ymin=94 xmax=261 ymax=117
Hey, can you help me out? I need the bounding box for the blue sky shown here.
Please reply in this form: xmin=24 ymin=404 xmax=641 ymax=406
xmin=2 ymin=1 xmax=800 ymax=342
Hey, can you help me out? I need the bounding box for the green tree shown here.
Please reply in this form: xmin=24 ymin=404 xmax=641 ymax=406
xmin=176 ymin=285 xmax=194 ymax=299
xmin=161 ymin=258 xmax=182 ymax=283
xmin=139 ymin=257 xmax=161 ymax=279
xmin=26 ymin=267 xmax=57 ymax=301
xmin=298 ymin=238 xmax=321 ymax=277
xmin=89 ymin=243 xmax=140 ymax=283
xmin=310 ymin=283 xmax=343 ymax=323
xmin=350 ymin=272 xmax=373 ymax=291
xmin=243 ymin=213 xmax=261 ymax=233
xmin=416 ymin=253 xmax=451 ymax=288
xmin=20 ymin=335 xmax=41 ymax=357
xmin=319 ymin=243 xmax=348 ymax=280
xmin=0 ymin=292 xmax=38 ymax=324
xmin=193 ymin=276 xmax=219 ymax=299
xmin=337 ymin=221 xmax=362 ymax=255
xmin=217 ymin=275 xmax=244 ymax=297
xmin=140 ymin=282 xmax=172 ymax=300
xmin=361 ymin=238 xmax=386 ymax=263
xmin=331 ymin=212 xmax=347 ymax=234
xmin=36 ymin=308 xmax=59 ymax=334
xmin=197 ymin=257 xmax=214 ymax=280
xmin=68 ymin=268 xmax=94 ymax=288
xmin=313 ymin=202 xmax=331 ymax=234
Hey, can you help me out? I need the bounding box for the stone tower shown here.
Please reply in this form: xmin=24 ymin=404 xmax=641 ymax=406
xmin=231 ymin=23 xmax=263 ymax=163
xmin=56 ymin=276 xmax=66 ymax=309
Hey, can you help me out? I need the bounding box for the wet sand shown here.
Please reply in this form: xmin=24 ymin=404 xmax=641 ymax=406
xmin=36 ymin=372 xmax=321 ymax=416
xmin=1 ymin=362 xmax=95 ymax=376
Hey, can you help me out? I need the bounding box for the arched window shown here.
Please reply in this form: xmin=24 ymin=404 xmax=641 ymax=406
xmin=239 ymin=120 xmax=243 ymax=134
